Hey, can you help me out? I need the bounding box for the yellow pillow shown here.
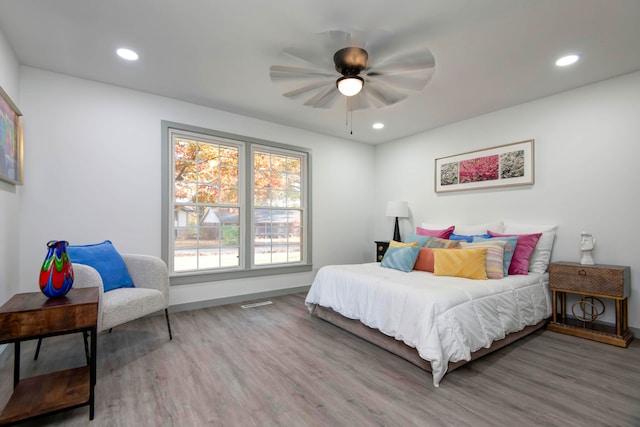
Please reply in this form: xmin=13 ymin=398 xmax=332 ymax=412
xmin=433 ymin=247 xmax=488 ymax=280
xmin=389 ymin=240 xmax=419 ymax=248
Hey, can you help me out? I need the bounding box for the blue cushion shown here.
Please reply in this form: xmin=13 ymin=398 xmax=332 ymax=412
xmin=449 ymin=233 xmax=492 ymax=243
xmin=473 ymin=235 xmax=519 ymax=276
xmin=404 ymin=233 xmax=430 ymax=247
xmin=380 ymin=245 xmax=421 ymax=272
xmin=67 ymin=240 xmax=135 ymax=292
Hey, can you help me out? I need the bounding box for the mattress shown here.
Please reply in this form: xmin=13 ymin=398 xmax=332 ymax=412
xmin=305 ymin=262 xmax=552 ymax=386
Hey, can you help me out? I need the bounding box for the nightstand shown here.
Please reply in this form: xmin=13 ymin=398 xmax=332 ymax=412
xmin=547 ymin=262 xmax=633 ymax=347
xmin=375 ymin=241 xmax=390 ymax=262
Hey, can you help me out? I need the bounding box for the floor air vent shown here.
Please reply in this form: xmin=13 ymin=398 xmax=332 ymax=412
xmin=241 ymin=301 xmax=273 ymax=309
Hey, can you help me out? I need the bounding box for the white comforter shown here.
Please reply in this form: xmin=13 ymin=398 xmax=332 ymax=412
xmin=305 ymin=263 xmax=551 ymax=386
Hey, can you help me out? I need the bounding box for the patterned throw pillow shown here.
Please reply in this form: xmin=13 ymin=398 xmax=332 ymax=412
xmin=433 ymin=248 xmax=488 ymax=280
xmin=473 ymin=236 xmax=519 ymax=276
xmin=459 ymin=240 xmax=507 ymax=279
xmin=424 ymin=237 xmax=460 ymax=249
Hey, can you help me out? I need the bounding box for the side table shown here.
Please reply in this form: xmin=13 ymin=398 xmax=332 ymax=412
xmin=0 ymin=287 xmax=99 ymax=424
xmin=375 ymin=241 xmax=390 ymax=262
xmin=547 ymin=262 xmax=633 ymax=347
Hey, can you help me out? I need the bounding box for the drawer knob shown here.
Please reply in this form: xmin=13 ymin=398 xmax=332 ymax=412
xmin=578 ymin=269 xmax=587 ymax=276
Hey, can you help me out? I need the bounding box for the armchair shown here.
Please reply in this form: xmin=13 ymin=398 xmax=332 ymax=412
xmin=35 ymin=254 xmax=172 ymax=359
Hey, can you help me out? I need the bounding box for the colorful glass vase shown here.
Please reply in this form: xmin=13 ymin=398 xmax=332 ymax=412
xmin=39 ymin=240 xmax=74 ymax=298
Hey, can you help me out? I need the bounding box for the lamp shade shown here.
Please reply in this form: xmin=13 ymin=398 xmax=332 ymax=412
xmin=386 ymin=201 xmax=408 ymax=218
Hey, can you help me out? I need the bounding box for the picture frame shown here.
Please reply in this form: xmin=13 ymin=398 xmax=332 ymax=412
xmin=435 ymin=139 xmax=534 ymax=193
xmin=0 ymin=86 xmax=24 ymax=185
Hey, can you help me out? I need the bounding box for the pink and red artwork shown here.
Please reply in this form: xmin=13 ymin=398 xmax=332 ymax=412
xmin=459 ymin=154 xmax=499 ymax=183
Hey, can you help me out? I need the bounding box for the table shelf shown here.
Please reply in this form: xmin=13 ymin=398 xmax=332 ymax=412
xmin=0 ymin=367 xmax=90 ymax=424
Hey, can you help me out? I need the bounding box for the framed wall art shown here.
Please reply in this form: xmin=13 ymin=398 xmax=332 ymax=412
xmin=435 ymin=139 xmax=534 ymax=193
xmin=0 ymin=86 xmax=24 ymax=185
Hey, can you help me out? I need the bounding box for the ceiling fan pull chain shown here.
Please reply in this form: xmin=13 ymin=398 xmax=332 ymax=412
xmin=350 ymin=109 xmax=353 ymax=135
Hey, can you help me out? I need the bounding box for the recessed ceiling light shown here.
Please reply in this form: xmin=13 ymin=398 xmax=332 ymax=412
xmin=555 ymin=54 xmax=579 ymax=67
xmin=372 ymin=123 xmax=384 ymax=130
xmin=116 ymin=48 xmax=139 ymax=61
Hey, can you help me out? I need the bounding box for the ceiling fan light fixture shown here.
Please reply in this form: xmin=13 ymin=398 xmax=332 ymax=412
xmin=337 ymin=76 xmax=364 ymax=96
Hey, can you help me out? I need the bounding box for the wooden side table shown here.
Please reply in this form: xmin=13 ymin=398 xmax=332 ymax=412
xmin=375 ymin=241 xmax=390 ymax=262
xmin=0 ymin=287 xmax=99 ymax=424
xmin=547 ymin=262 xmax=633 ymax=347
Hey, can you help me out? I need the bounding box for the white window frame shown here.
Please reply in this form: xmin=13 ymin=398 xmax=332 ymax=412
xmin=161 ymin=121 xmax=312 ymax=285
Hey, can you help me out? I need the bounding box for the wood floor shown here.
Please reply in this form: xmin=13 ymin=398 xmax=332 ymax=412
xmin=1 ymin=292 xmax=639 ymax=426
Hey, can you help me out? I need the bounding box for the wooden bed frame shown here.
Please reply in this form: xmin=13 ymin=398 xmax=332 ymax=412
xmin=311 ymin=304 xmax=549 ymax=374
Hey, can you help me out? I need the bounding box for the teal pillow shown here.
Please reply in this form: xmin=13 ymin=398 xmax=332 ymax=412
xmin=404 ymin=233 xmax=430 ymax=247
xmin=473 ymin=235 xmax=519 ymax=277
xmin=381 ymin=245 xmax=420 ymax=272
xmin=68 ymin=240 xmax=135 ymax=292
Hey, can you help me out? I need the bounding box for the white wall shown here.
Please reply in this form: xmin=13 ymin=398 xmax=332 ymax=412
xmin=374 ymin=71 xmax=640 ymax=329
xmin=17 ymin=67 xmax=376 ymax=307
xmin=0 ymin=27 xmax=21 ymax=307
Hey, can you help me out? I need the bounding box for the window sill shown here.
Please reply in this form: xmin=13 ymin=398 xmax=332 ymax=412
xmin=169 ymin=264 xmax=313 ymax=285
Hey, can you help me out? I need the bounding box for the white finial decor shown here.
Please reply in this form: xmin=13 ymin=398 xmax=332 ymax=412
xmin=580 ymin=232 xmax=596 ymax=265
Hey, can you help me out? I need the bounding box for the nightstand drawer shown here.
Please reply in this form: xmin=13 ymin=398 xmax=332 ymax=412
xmin=549 ymin=262 xmax=630 ymax=298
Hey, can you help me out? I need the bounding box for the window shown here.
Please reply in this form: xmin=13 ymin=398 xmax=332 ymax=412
xmin=162 ymin=122 xmax=311 ymax=284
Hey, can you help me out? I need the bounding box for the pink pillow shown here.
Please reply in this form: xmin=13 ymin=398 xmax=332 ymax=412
xmin=416 ymin=225 xmax=454 ymax=239
xmin=489 ymin=230 xmax=542 ymax=275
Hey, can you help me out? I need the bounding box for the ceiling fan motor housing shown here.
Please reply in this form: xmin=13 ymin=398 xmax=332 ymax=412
xmin=334 ymin=47 xmax=368 ymax=77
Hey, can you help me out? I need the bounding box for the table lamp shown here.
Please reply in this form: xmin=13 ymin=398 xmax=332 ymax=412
xmin=386 ymin=201 xmax=409 ymax=242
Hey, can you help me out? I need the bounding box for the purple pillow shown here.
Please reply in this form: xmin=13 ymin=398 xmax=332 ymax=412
xmin=416 ymin=226 xmax=454 ymax=239
xmin=489 ymin=230 xmax=542 ymax=275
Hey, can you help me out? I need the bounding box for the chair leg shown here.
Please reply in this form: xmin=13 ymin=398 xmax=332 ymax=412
xmin=165 ymin=308 xmax=173 ymax=340
xmin=34 ymin=337 xmax=43 ymax=360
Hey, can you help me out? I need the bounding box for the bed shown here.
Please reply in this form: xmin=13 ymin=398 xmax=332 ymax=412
xmin=305 ymin=221 xmax=557 ymax=386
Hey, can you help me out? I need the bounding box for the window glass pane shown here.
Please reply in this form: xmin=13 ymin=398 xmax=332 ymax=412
xmin=254 ymin=188 xmax=269 ymax=207
xmin=221 ymin=248 xmax=240 ymax=267
xmin=174 ymin=248 xmax=197 ymax=272
xmin=175 ymin=182 xmax=196 ymax=203
xmin=197 ymin=184 xmax=219 ymax=204
xmin=272 ymin=172 xmax=287 ymax=190
xmin=254 ymin=170 xmax=270 ymax=189
xmin=271 ymin=190 xmax=287 ymax=207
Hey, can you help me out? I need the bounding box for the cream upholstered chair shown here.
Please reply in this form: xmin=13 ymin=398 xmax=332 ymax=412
xmin=73 ymin=254 xmax=172 ymax=336
xmin=35 ymin=254 xmax=172 ymax=359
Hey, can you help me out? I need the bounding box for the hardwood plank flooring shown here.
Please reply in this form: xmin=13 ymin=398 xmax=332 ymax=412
xmin=1 ymin=292 xmax=639 ymax=426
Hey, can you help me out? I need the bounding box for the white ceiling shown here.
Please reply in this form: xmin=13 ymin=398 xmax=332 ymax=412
xmin=1 ymin=0 xmax=640 ymax=144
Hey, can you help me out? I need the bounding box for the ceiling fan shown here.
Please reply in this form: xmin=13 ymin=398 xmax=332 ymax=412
xmin=269 ymin=30 xmax=436 ymax=111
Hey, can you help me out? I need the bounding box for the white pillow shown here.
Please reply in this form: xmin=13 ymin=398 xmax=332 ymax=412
xmin=503 ymin=223 xmax=558 ymax=273
xmin=454 ymin=221 xmax=504 ymax=235
xmin=420 ymin=222 xmax=455 ymax=231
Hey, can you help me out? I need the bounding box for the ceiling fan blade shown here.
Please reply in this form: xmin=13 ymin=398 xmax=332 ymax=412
xmin=281 ymin=30 xmax=354 ymax=71
xmin=282 ymin=46 xmax=335 ymax=71
xmin=365 ymin=68 xmax=435 ymax=91
xmin=304 ymin=86 xmax=339 ymax=108
xmin=282 ymin=80 xmax=333 ymax=98
xmin=362 ymin=81 xmax=407 ymax=107
xmin=366 ymin=49 xmax=436 ymax=75
xmin=270 ymin=65 xmax=336 ymax=81
xmin=347 ymin=92 xmax=372 ymax=111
